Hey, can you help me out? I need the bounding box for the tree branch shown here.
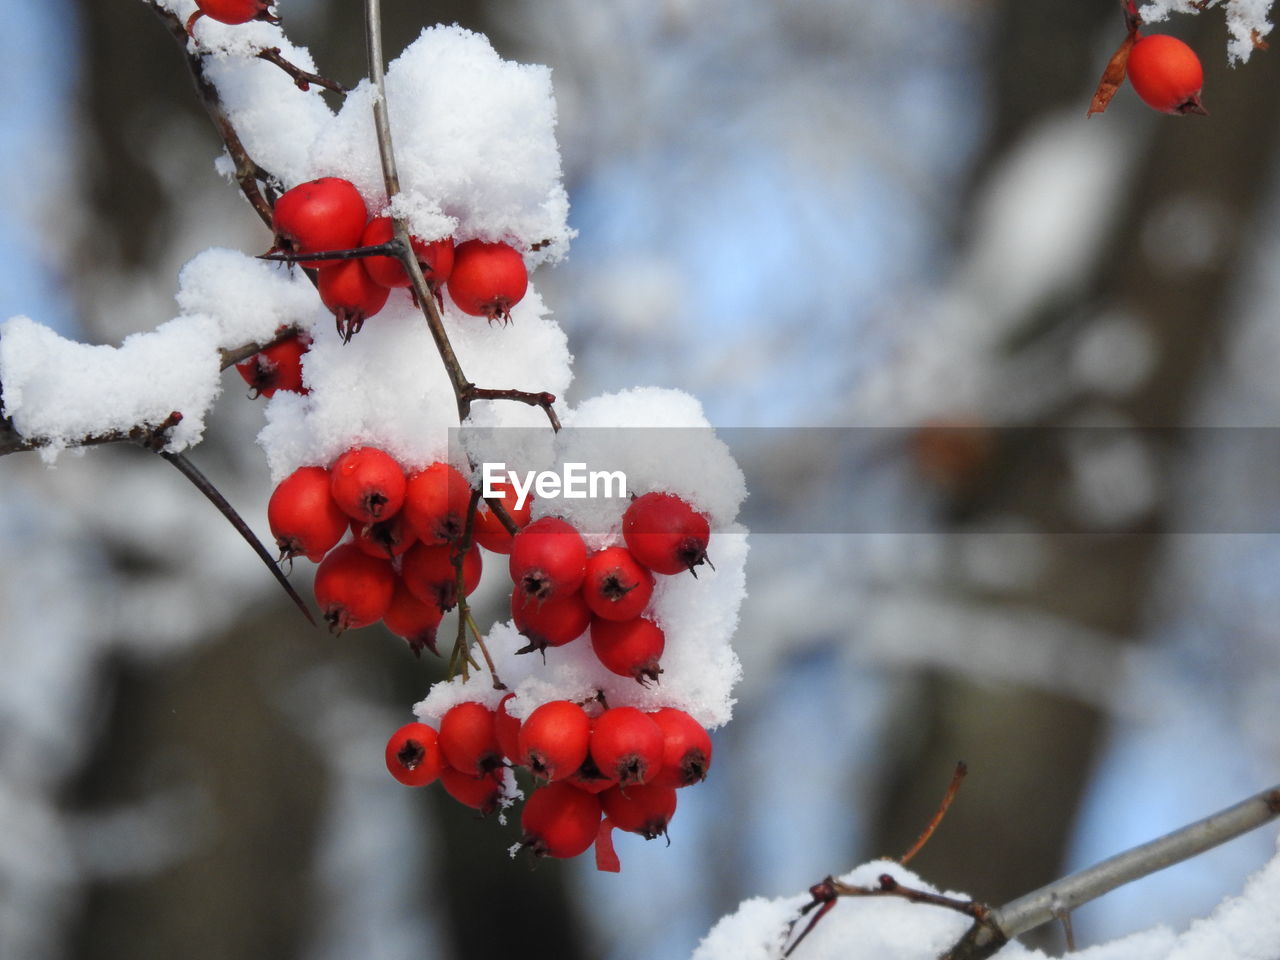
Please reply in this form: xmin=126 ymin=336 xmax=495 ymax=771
xmin=362 ymin=0 xmax=561 ymax=432
xmin=145 ymin=0 xmax=277 ymax=227
xmin=941 ymin=784 xmax=1280 ymax=959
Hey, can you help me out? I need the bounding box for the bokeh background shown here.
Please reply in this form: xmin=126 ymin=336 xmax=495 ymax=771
xmin=2 ymin=1 xmax=1279 ymax=958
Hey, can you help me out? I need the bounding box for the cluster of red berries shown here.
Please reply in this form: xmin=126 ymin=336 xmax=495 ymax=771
xmin=1127 ymin=34 xmax=1206 ymax=115
xmin=268 ymin=449 xmax=524 ymax=652
xmin=506 ymin=492 xmax=711 ymax=684
xmin=381 ymin=490 xmax=714 ymax=869
xmin=269 ymin=176 xmax=529 ymax=342
xmin=385 ymin=695 xmax=713 ymax=871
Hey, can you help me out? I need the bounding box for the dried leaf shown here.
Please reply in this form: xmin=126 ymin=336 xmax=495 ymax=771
xmin=1088 ymin=31 xmax=1138 ymax=118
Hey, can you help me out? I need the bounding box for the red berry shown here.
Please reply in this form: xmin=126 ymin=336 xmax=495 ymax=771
xmin=403 ymin=462 xmax=473 ymax=545
xmin=446 ymin=240 xmax=528 ymax=324
xmin=1127 ymin=34 xmax=1206 ymax=115
xmin=494 ymin=693 xmax=523 ymax=764
xmin=590 ymin=707 xmax=665 ymax=787
xmin=591 ymin=616 xmax=665 ymax=685
xmin=439 ymin=702 xmax=503 ymax=776
xmin=520 ymin=782 xmax=603 ymax=859
xmin=271 ymin=177 xmax=367 ymax=263
xmin=517 ymin=700 xmax=591 ymax=781
xmin=330 ymin=446 xmax=406 ymax=524
xmin=235 ymin=330 xmax=310 ymax=398
xmin=511 ymin=589 xmax=591 ymax=655
xmin=349 ymin=514 xmax=414 ymax=559
xmin=385 ymin=722 xmax=444 ymax=787
xmin=601 ymin=783 xmax=677 ymax=840
xmin=360 ymin=217 xmax=455 ymax=289
xmin=582 ymin=547 xmax=655 ymax=621
xmin=318 ymin=260 xmax=390 ymax=343
xmin=509 ymin=517 xmax=588 ymax=602
xmin=400 ymin=542 xmax=482 ymax=612
xmin=648 ymin=708 xmax=712 ymax=788
xmin=187 ymin=0 xmax=276 ymax=32
xmin=440 ymin=767 xmax=507 ymax=815
xmin=568 ymin=740 xmax=616 ymax=795
xmin=622 ymin=493 xmax=711 ymax=575
xmin=267 ymin=465 xmax=349 ymax=562
xmin=382 ymin=577 xmax=444 ymax=657
xmin=313 ymin=543 xmax=396 ymax=632
xmin=474 ymin=478 xmax=532 ymax=555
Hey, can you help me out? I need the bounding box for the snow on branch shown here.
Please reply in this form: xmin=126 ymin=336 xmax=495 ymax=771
xmin=694 ymin=784 xmax=1280 ymax=960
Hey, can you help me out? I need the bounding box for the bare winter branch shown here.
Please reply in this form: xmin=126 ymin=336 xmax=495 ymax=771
xmin=942 ymin=784 xmax=1280 ymax=959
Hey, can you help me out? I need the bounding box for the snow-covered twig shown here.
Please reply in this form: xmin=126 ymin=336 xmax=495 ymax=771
xmin=362 ymin=0 xmax=562 ymax=433
xmin=942 ymin=784 xmax=1280 ymax=959
xmin=146 ymin=1 xmax=277 ymax=226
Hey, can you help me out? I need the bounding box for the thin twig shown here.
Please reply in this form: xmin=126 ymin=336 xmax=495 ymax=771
xmin=784 ymin=872 xmax=991 ymax=958
xmin=159 ymin=449 xmax=317 ymax=627
xmin=469 ymin=388 xmax=562 ymax=431
xmin=900 ymin=761 xmax=968 ymax=866
xmin=451 ymin=488 xmax=483 ymax=673
xmin=258 ymin=241 xmax=403 ymax=264
xmin=256 ymin=46 xmax=347 ymax=93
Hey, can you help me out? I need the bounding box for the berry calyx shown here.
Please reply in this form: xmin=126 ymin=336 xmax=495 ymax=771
xmin=517 ymin=700 xmax=591 ymax=781
xmin=360 ymin=216 xmax=455 ymax=289
xmin=590 ymin=707 xmax=665 ymax=787
xmin=648 ymin=708 xmax=713 ymax=788
xmin=403 ymin=462 xmax=472 ymax=545
xmin=590 ymin=616 xmax=665 ymax=685
xmin=400 ymin=542 xmax=482 ymax=612
xmin=1127 ymin=34 xmax=1207 ymax=116
xmin=438 ymin=701 xmax=504 ymax=776
xmin=385 ymin=722 xmax=444 ymax=787
xmin=186 ymin=0 xmax=277 ymax=33
xmin=601 ymin=783 xmax=677 ymax=841
xmin=382 ymin=578 xmax=444 ymax=657
xmin=313 ymin=543 xmax=396 ymax=632
xmin=271 ymin=177 xmax=368 ymax=264
xmin=446 ymin=240 xmax=528 ymax=324
xmin=509 ymin=516 xmax=588 ymax=602
xmin=622 ymin=492 xmax=712 ymax=576
xmin=268 ymin=465 xmax=349 ymax=562
xmin=511 ymin=589 xmax=592 ymax=655
xmin=519 ymin=782 xmax=603 ymax=859
xmin=582 ymin=546 xmax=655 ymax=621
xmin=349 ymin=514 xmax=415 ymax=559
xmin=235 ymin=330 xmax=310 ymax=398
xmin=330 ymin=446 xmax=407 ymax=524
xmin=318 ymin=260 xmax=390 ymax=343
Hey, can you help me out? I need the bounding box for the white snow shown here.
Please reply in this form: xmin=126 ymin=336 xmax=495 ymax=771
xmin=1138 ymin=0 xmax=1274 ymax=63
xmin=692 ymin=839 xmax=1280 ymax=960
